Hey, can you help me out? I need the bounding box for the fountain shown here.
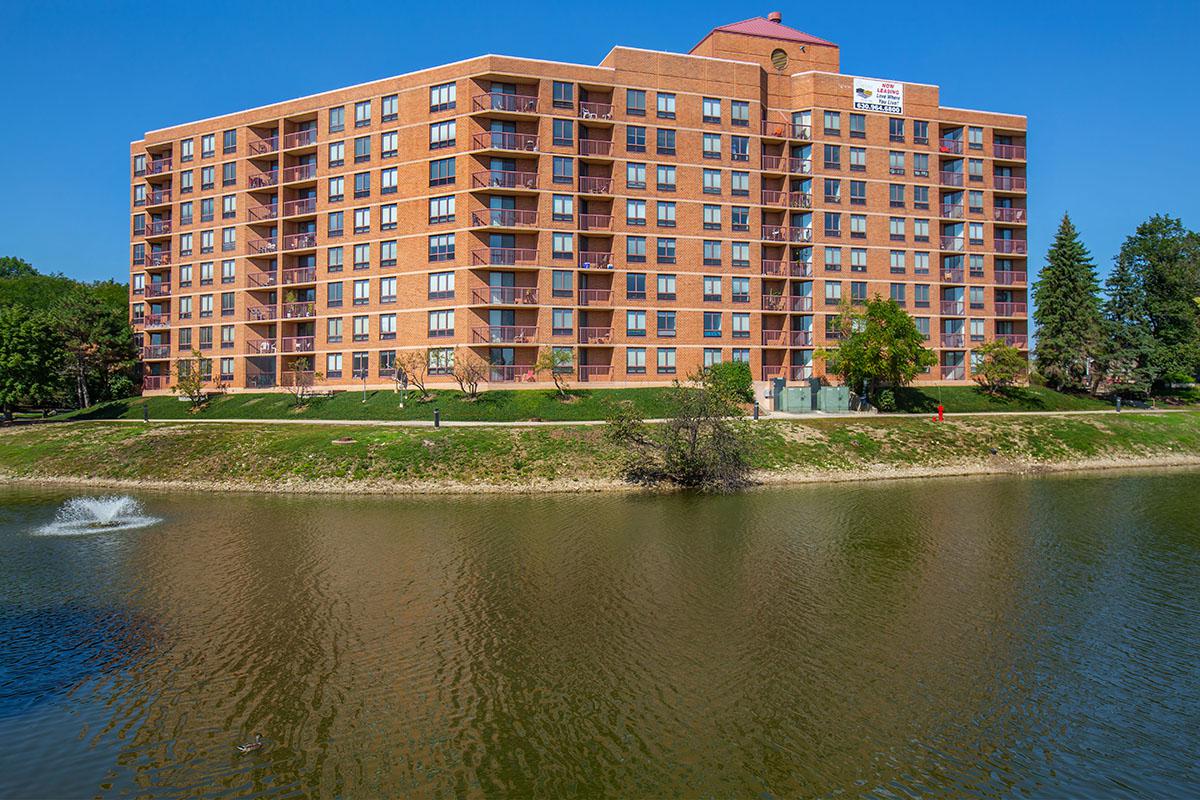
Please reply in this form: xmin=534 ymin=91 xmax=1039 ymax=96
xmin=37 ymin=496 xmax=161 ymax=535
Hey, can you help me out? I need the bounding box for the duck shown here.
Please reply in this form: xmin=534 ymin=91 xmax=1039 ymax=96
xmin=236 ymin=733 xmax=264 ymax=753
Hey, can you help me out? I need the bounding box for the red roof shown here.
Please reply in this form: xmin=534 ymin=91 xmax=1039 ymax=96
xmin=704 ymin=16 xmax=836 ymax=48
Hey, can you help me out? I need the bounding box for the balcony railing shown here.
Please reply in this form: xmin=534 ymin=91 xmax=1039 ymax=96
xmin=997 ymin=334 xmax=1028 ymax=347
xmin=761 ymin=190 xmax=813 ymax=208
xmin=579 ymin=213 xmax=613 ymax=230
xmin=577 ymin=288 xmax=613 ymax=306
xmin=762 ymin=330 xmax=813 ymax=346
xmin=993 ymin=175 xmax=1027 ymax=191
xmin=245 ymin=373 xmax=277 ymax=389
xmin=761 ymin=259 xmax=812 ymax=277
xmin=937 ymin=138 xmax=963 ymax=154
xmin=470 ymin=247 xmax=537 ymax=266
xmin=761 ymin=224 xmax=813 ymax=243
xmin=472 ymin=131 xmax=539 ymax=152
xmin=939 ymin=236 xmax=964 ymax=251
xmin=578 ymin=364 xmax=612 ymax=382
xmin=146 ymin=252 xmax=171 ymax=267
xmin=248 ymin=171 xmax=279 ymax=189
xmin=283 ymin=129 xmax=317 ymax=149
xmin=246 ymin=338 xmax=278 ymax=355
xmin=578 ymin=327 xmax=613 ymax=344
xmin=941 ymin=365 xmax=966 ymax=380
xmin=939 ymin=171 xmax=965 ymax=186
xmin=247 ymin=237 xmax=278 ymax=254
xmin=247 ymin=272 xmax=279 ymax=290
xmin=762 ymin=295 xmax=813 ymax=312
xmin=761 ymin=154 xmax=811 ymax=173
xmin=249 ymin=136 xmax=279 ymax=155
xmin=470 ymin=209 xmax=538 ymax=228
xmin=141 ymin=344 xmax=172 ymax=359
xmin=283 ymin=232 xmax=318 ymax=250
xmin=578 ymin=138 xmax=613 ymax=157
xmin=145 ymin=283 xmax=171 ymax=298
xmin=996 ymin=302 xmax=1027 ymax=316
xmin=578 ymin=251 xmax=613 ymax=269
xmin=761 ymin=365 xmax=786 ymax=380
xmin=790 ymin=365 xmax=814 ymax=381
xmin=146 ymin=189 xmax=172 ymax=205
xmin=282 ymin=266 xmax=317 ymax=284
xmin=994 ymin=207 xmax=1027 ymax=223
xmin=248 ymin=203 xmax=278 ymax=221
xmin=994 ymin=239 xmax=1028 ymax=254
xmin=471 ymin=286 xmax=539 ymax=305
xmin=141 ymin=313 xmax=170 ymax=329
xmin=472 ymin=92 xmax=539 ymax=114
xmin=145 ymin=219 xmax=172 ymax=236
xmin=940 ymin=268 xmax=965 ymax=283
xmin=994 ymin=143 xmax=1026 ymax=160
xmin=281 ymin=336 xmax=315 ymax=353
xmin=487 ymin=364 xmax=538 ymax=382
xmin=472 ymin=169 xmax=539 ymax=190
xmin=472 ymin=325 xmax=538 ymax=343
xmin=246 ymin=304 xmax=279 ymax=321
xmin=281 ymin=301 xmax=316 ymax=319
xmin=579 ymin=101 xmax=613 ymax=120
xmin=940 ymin=301 xmax=965 ymax=315
xmin=283 ymin=197 xmax=318 ymax=216
xmin=282 ymin=163 xmax=317 ymax=182
xmin=995 ymin=270 xmax=1028 ymax=286
xmin=578 ymin=175 xmax=613 ymax=194
xmin=940 ymin=204 xmax=964 ymax=219
xmin=940 ymin=333 xmax=966 ymax=348
xmin=146 ymin=158 xmax=172 ymax=175
xmin=143 ymin=375 xmax=169 ymax=391
xmin=760 ymin=120 xmax=811 ymax=139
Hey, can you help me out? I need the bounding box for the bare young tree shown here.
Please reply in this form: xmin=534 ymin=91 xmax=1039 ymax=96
xmin=396 ymin=349 xmax=432 ymax=400
xmin=451 ymin=349 xmax=487 ymax=400
xmin=535 ymin=347 xmax=575 ymax=400
xmin=172 ymin=350 xmax=209 ymax=411
xmin=281 ymin=356 xmax=323 ymax=405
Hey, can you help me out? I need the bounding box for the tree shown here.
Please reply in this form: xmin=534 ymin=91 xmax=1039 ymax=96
xmin=395 ymin=349 xmax=432 ymax=401
xmin=1033 ymin=214 xmax=1103 ymax=391
xmin=172 ymin=350 xmax=210 ymax=410
xmin=705 ymin=360 xmax=754 ymax=404
xmin=535 ymin=347 xmax=574 ymax=399
xmin=56 ymin=286 xmax=139 ymax=408
xmin=1112 ymin=215 xmax=1200 ymax=386
xmin=451 ymin=349 xmax=487 ymax=400
xmin=971 ymin=340 xmax=1027 ymax=394
xmin=819 ymin=297 xmax=936 ymax=403
xmin=0 ymin=256 xmax=36 ymax=279
xmin=0 ymin=307 xmax=66 ymax=420
xmin=1096 ymin=252 xmax=1156 ymax=396
xmin=281 ymin=357 xmax=322 ymax=405
xmin=605 ymin=370 xmax=750 ymax=491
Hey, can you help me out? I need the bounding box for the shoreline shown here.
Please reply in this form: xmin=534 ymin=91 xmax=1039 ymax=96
xmin=6 ymin=453 xmax=1200 ymax=497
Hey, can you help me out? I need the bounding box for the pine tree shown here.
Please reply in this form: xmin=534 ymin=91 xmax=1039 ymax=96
xmin=1032 ymin=214 xmax=1103 ymax=390
xmin=1097 ymin=253 xmax=1155 ymax=395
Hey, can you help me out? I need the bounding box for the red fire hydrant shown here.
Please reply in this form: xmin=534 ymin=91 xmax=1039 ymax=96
xmin=937 ymin=404 xmax=945 ymax=422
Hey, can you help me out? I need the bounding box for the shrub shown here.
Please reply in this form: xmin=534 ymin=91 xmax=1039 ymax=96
xmin=706 ymin=360 xmax=753 ymax=403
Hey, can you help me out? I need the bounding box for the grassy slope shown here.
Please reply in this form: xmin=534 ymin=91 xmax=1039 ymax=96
xmin=62 ymin=384 xmax=1113 ymax=423
xmin=3 ymin=412 xmax=1198 ymax=489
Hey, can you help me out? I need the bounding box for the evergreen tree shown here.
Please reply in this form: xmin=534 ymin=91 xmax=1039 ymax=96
xmin=1032 ymin=214 xmax=1103 ymax=390
xmin=1097 ymin=253 xmax=1155 ymax=395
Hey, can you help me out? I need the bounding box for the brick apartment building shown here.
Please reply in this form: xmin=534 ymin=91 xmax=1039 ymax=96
xmin=129 ymin=12 xmax=1027 ymax=392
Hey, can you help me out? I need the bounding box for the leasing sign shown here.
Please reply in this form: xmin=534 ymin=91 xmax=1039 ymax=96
xmin=852 ymin=78 xmax=903 ymax=114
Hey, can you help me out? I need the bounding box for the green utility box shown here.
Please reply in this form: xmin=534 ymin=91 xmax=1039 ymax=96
xmin=770 ymin=379 xmax=851 ymax=414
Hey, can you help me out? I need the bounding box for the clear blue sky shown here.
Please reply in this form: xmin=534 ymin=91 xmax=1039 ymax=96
xmin=0 ymin=0 xmax=1194 ymax=285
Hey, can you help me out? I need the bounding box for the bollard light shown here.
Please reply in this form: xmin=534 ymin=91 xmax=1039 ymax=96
xmin=434 ymin=408 xmax=441 ymax=428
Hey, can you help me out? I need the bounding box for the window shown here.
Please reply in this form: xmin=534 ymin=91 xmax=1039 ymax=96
xmin=657 ymin=347 xmax=676 ymax=374
xmin=703 ymin=275 xmax=722 ymax=301
xmin=825 ymin=280 xmax=842 ymax=305
xmin=626 ymin=310 xmax=646 ymax=336
xmin=914 ymin=283 xmax=931 ymax=307
xmin=626 ymin=236 xmax=646 ymax=262
xmin=199 ymin=294 xmax=213 ymax=318
xmin=970 ymin=286 xmax=986 ymax=309
xmin=328 ymin=246 xmax=344 ymax=272
xmin=353 ymin=206 xmax=370 ymax=233
xmin=702 ymin=133 xmax=721 ymax=159
xmin=969 ymin=158 xmax=984 ymax=181
xmin=970 ymin=318 xmax=986 ymax=341
xmin=428 ymin=309 xmax=454 ymax=336
xmin=552 ymin=308 xmax=574 ymax=336
xmin=849 ymin=180 xmax=867 ymax=206
xmin=731 ymin=207 xmax=750 ymax=233
xmin=824 ymin=144 xmax=841 ymax=169
xmin=180 ymin=138 xmax=194 ymax=162
xmin=913 ymin=120 xmax=929 ymax=144
xmin=626 ymin=162 xmax=646 ymax=189
xmin=703 ymin=169 xmax=722 ymax=194
xmin=626 ymin=125 xmax=646 ymax=152
xmin=381 ymin=131 xmax=398 ymax=159
xmin=328 ymin=140 xmax=345 ymax=167
xmin=200 ymin=198 xmax=214 ymax=222
xmin=429 ymin=347 xmax=454 ymax=374
xmin=626 ymin=272 xmax=647 ymax=300
xmin=626 ymin=347 xmax=647 ymax=374
xmin=380 ymin=276 xmax=397 ymax=303
xmin=326 ymin=353 xmax=343 ymax=378
xmin=430 ymin=120 xmax=456 ymax=149
xmin=656 ymin=128 xmax=676 ymax=155
xmin=851 ymin=248 xmax=868 ymax=272
xmin=179 ymin=233 xmax=193 ymax=256
xmin=914 ymin=185 xmax=931 ymax=210
xmin=552 ymin=270 xmax=573 ymax=297
xmin=354 ymin=100 xmax=371 ymax=127
xmin=890 ymin=250 xmax=907 ymax=274
xmin=657 ymin=273 xmax=676 ymax=300
xmin=429 ymin=195 xmax=455 ymax=224
xmin=552 ymin=194 xmax=574 ymax=222
xmin=221 ymin=228 xmax=235 ymax=252
xmin=380 ymin=240 xmax=397 ymax=267
xmin=381 ymin=94 xmax=398 ymax=122
xmin=889 ymin=117 xmax=905 ymax=142
xmin=703 ymin=241 xmax=722 ymax=266
xmin=703 ymin=204 xmax=721 ymax=230
xmin=731 ymin=241 xmax=750 ymax=268
xmin=656 ymin=164 xmax=676 ymax=191
xmin=380 ymin=313 xmax=397 ymax=340
xmin=553 ymin=81 xmax=574 ymax=108
xmin=328 ymin=107 xmax=345 ymax=133
xmin=221 ymin=194 xmax=236 ymax=219
xmin=430 ymin=81 xmax=456 ymax=112
xmin=656 ymin=92 xmax=675 ymax=119
xmin=890 ymin=282 xmax=907 ymax=304
xmin=849 ymin=113 xmax=866 ymax=138
xmin=553 ymin=156 xmax=573 ymax=184
xmin=656 ymin=310 xmax=676 ymax=337
xmin=730 ymin=136 xmax=749 ymax=162
xmin=353 ymin=315 xmax=370 ymax=341
xmin=201 ymin=134 xmax=215 ymax=158
xmin=732 ymin=312 xmax=750 ymax=339
xmin=914 ymin=252 xmax=931 ymax=275
xmin=429 ymin=156 xmax=455 ymax=186
xmin=222 ymin=162 xmax=236 ymax=186
xmin=890 ymin=217 xmax=906 ymax=240
xmin=825 ymin=178 xmax=842 ymax=204
xmin=429 ymin=233 xmax=455 ymax=261
xmin=731 ymin=275 xmax=750 ymax=302
xmin=849 ymin=147 xmax=866 ymax=172
xmin=626 ymin=198 xmax=647 ymax=226
xmin=354 ymin=172 xmax=370 ymax=198
xmin=328 ymin=176 xmax=344 ymax=202
xmin=889 ymin=151 xmax=905 ymax=175
xmin=353 ymin=243 xmax=370 ymax=269
xmin=552 ymin=232 xmax=574 ymax=259
xmin=731 ymin=100 xmax=749 ymax=127
xmin=354 ymin=136 xmax=371 ymax=163
xmin=428 ymin=271 xmax=455 ymax=299
xmin=913 ymin=152 xmax=930 ymax=178
xmin=702 ymin=97 xmax=721 ymax=123
xmin=222 ymin=129 xmax=237 ymax=154
xmin=889 ymin=183 xmax=906 ymax=208
xmin=731 ymin=171 xmax=749 ymax=196
xmin=968 ymin=126 xmax=984 ymax=150
xmin=381 ymin=204 xmax=397 ymax=230
xmin=914 ymin=218 xmax=930 ymax=242
xmin=179 ymin=170 xmax=193 ymax=194
xmin=823 ymin=111 xmax=841 ymax=136
xmin=552 ymin=118 xmax=574 ymax=146
xmin=703 ymin=312 xmax=722 ymax=338
xmin=220 ymin=357 xmax=234 ymax=380
xmin=825 ymin=212 xmax=842 ymax=237
xmin=626 ymin=89 xmax=646 ymax=116
xmin=825 ymin=246 xmax=842 ymax=272
xmin=381 ymin=166 xmax=398 ymax=194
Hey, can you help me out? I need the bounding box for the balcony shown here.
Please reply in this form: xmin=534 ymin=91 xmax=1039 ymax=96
xmin=141 ymin=344 xmax=172 ymax=359
xmin=994 ymin=239 xmax=1028 ymax=255
xmin=790 ymin=365 xmax=814 ymax=381
xmin=283 ymin=197 xmax=318 ymax=216
xmin=940 ymin=301 xmax=965 ymax=315
xmin=470 ymin=247 xmax=537 ymax=266
xmin=761 ymin=224 xmax=813 ymax=243
xmin=578 ymin=139 xmax=613 ymax=157
xmin=939 ymin=171 xmax=964 ymax=187
xmin=761 ymin=155 xmax=811 ymax=173
xmin=578 ymin=327 xmax=613 ymax=345
xmin=145 ymin=219 xmax=172 ymax=237
xmin=146 ymin=157 xmax=173 ymax=175
xmin=281 ymin=336 xmax=316 ymax=353
xmin=939 ymin=236 xmax=964 ymax=251
xmin=995 ymin=270 xmax=1028 ymax=286
xmin=247 ymin=237 xmax=278 ymax=255
xmin=145 ymin=283 xmax=171 ymax=298
xmin=995 ymin=302 xmax=1027 ymax=316
xmin=579 ymin=213 xmax=613 ymax=231
xmin=994 ymin=207 xmax=1027 ymax=223
xmin=143 ymin=375 xmax=169 ymax=391
xmin=281 ymin=301 xmax=316 ymax=319
xmin=249 ymin=136 xmax=279 ymax=155
xmin=247 ymin=272 xmax=279 ymax=290
xmin=940 ymin=268 xmax=965 ymax=283
xmin=940 ymin=333 xmax=966 ymax=348
xmin=248 ymin=171 xmax=279 ymax=189
xmin=761 ymin=190 xmax=813 ymax=208
xmin=579 ymin=101 xmax=613 ymax=120
xmin=248 ymin=203 xmax=279 ymax=222
xmin=246 ymin=338 xmax=278 ymax=355
xmin=472 ymin=131 xmax=539 ymax=153
xmin=472 ymin=92 xmax=539 ymax=114
xmin=283 ymin=129 xmax=318 ymax=149
xmin=761 ymin=259 xmax=812 ymax=277
xmin=761 ymin=365 xmax=786 ymax=380
xmin=939 ymin=204 xmax=964 ymax=219
xmin=146 ymin=188 xmax=172 ymax=206
xmin=578 ymin=364 xmax=612 ymax=382
xmin=282 ymin=266 xmax=317 ymax=284
xmin=472 ymin=169 xmax=539 ymax=191
xmin=470 ymin=209 xmax=538 ymax=228
xmin=283 ymin=232 xmax=318 ymax=250
xmin=578 ymin=175 xmax=613 ymax=194
xmin=937 ymin=138 xmax=963 ymax=154
xmin=470 ymin=286 xmax=539 ymax=305
xmin=997 ymin=334 xmax=1028 ymax=348
xmin=993 ymin=175 xmax=1027 ymax=191
xmin=994 ymin=143 xmax=1026 ymax=160
xmin=762 ymin=295 xmax=813 ymax=312
xmin=141 ymin=313 xmax=170 ymax=329
xmin=577 ymin=288 xmax=613 ymax=306
xmin=578 ymin=251 xmax=613 ymax=269
xmin=146 ymin=252 xmax=171 ymax=267
xmin=941 ymin=365 xmax=966 ymax=380
xmin=246 ymin=304 xmax=279 ymax=321
xmin=472 ymin=325 xmax=538 ymax=344
xmin=761 ymin=120 xmax=811 ymax=139
xmin=487 ymin=364 xmax=538 ymax=382
xmin=762 ymin=330 xmax=812 ymax=346
xmin=282 ymin=164 xmax=317 ymax=183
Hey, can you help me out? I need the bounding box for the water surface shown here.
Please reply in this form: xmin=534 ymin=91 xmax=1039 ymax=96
xmin=1 ymin=472 xmax=1198 ymax=797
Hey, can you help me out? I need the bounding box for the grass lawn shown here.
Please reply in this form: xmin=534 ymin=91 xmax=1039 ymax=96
xmin=891 ymin=385 xmax=1112 ymax=413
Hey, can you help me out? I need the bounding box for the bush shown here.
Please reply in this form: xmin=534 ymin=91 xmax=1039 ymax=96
xmin=875 ymin=389 xmax=896 ymax=412
xmin=706 ymin=360 xmax=753 ymax=404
